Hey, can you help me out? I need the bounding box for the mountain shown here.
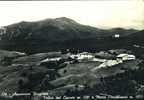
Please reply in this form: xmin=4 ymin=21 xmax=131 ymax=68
xmin=129 ymin=30 xmax=144 ymax=44
xmin=0 ymin=17 xmax=101 ymax=41
xmin=0 ymin=17 xmax=140 ymax=53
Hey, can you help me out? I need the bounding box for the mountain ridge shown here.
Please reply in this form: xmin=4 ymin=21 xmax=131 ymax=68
xmin=0 ymin=17 xmax=143 ymax=53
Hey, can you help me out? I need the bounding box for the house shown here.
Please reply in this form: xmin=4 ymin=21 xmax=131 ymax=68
xmin=0 ymin=27 xmax=6 ymax=35
xmin=117 ymin=54 xmax=136 ymax=61
xmin=95 ymin=51 xmax=115 ymax=59
xmin=70 ymin=52 xmax=94 ymax=62
xmin=114 ymin=34 xmax=120 ymax=38
xmin=40 ymin=57 xmax=61 ymax=63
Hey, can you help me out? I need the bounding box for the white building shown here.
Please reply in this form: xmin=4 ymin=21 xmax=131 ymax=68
xmin=117 ymin=54 xmax=136 ymax=61
xmin=0 ymin=27 xmax=6 ymax=35
xmin=70 ymin=52 xmax=94 ymax=61
xmin=114 ymin=34 xmax=120 ymax=38
xmin=40 ymin=57 xmax=61 ymax=63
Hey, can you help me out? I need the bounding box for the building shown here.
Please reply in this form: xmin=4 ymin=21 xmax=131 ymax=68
xmin=114 ymin=34 xmax=120 ymax=38
xmin=0 ymin=27 xmax=6 ymax=36
xmin=117 ymin=54 xmax=136 ymax=61
xmin=70 ymin=52 xmax=94 ymax=62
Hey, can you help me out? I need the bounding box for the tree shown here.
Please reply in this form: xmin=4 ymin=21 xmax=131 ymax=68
xmin=18 ymin=79 xmax=24 ymax=92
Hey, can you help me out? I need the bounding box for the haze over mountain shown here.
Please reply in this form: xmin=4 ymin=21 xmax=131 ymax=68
xmin=0 ymin=17 xmax=143 ymax=53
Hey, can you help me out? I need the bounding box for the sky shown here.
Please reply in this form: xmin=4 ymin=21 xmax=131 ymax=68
xmin=0 ymin=0 xmax=144 ymax=30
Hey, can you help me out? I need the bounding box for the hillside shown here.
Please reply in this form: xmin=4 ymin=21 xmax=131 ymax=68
xmin=129 ymin=30 xmax=144 ymax=45
xmin=0 ymin=17 xmax=139 ymax=54
xmin=0 ymin=49 xmax=144 ymax=97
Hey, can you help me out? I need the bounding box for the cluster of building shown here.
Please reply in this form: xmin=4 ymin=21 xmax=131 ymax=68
xmin=40 ymin=51 xmax=136 ymax=71
xmin=92 ymin=53 xmax=136 ymax=71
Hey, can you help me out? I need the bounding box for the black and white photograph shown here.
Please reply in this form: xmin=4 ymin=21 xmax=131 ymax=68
xmin=0 ymin=0 xmax=144 ymax=100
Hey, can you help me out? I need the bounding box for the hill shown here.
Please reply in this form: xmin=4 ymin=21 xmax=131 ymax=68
xmin=0 ymin=17 xmax=139 ymax=53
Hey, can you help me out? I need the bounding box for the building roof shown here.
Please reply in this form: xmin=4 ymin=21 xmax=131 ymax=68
xmin=117 ymin=54 xmax=129 ymax=58
xmin=117 ymin=53 xmax=135 ymax=58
